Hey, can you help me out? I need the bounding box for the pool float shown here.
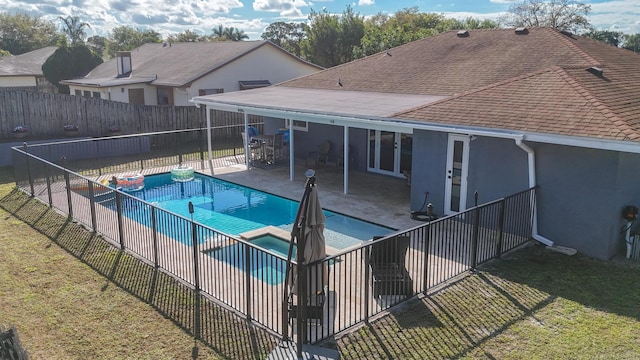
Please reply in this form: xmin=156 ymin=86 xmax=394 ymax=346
xmin=171 ymin=164 xmax=195 ymax=182
xmin=116 ymin=173 xmax=145 ymax=192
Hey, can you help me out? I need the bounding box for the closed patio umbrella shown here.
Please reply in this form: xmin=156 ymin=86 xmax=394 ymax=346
xmin=303 ymin=185 xmax=327 ymax=294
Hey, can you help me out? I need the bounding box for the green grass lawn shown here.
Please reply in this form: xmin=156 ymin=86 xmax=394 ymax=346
xmin=1 ymin=166 xmax=639 ymax=359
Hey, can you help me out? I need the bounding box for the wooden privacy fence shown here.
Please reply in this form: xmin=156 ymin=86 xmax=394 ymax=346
xmin=0 ymin=91 xmax=262 ymax=140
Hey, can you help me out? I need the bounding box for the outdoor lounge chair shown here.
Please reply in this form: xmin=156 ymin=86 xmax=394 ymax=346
xmin=369 ymin=235 xmax=413 ymax=297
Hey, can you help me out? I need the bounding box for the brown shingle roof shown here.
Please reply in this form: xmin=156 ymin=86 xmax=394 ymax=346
xmin=280 ymin=28 xmax=599 ymax=96
xmin=394 ymin=30 xmax=640 ymax=141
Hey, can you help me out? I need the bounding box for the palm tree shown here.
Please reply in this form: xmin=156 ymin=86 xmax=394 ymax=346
xmin=211 ymin=25 xmax=248 ymax=41
xmin=59 ymin=16 xmax=90 ymax=45
xmin=225 ymin=27 xmax=249 ymax=41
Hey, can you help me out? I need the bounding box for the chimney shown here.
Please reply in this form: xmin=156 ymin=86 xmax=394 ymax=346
xmin=116 ymin=51 xmax=132 ymax=78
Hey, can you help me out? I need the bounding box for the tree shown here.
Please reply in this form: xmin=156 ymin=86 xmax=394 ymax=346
xmin=302 ymin=6 xmax=364 ymax=67
xmin=59 ymin=16 xmax=90 ymax=45
xmin=42 ymin=44 xmax=103 ymax=93
xmin=0 ymin=12 xmax=59 ymax=55
xmin=622 ymin=34 xmax=640 ymax=53
xmin=261 ymin=22 xmax=308 ymax=57
xmin=105 ymin=26 xmax=161 ymax=58
xmin=499 ymin=0 xmax=591 ymax=33
xmin=165 ymin=30 xmax=206 ymax=43
xmin=210 ymin=25 xmax=248 ymax=41
xmin=87 ymin=35 xmax=107 ymax=58
xmin=583 ymin=30 xmax=624 ymax=47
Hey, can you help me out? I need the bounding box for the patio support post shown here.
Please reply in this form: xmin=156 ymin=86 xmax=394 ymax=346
xmin=243 ymin=112 xmax=249 ymax=168
xmin=288 ymin=121 xmax=294 ymax=181
xmin=343 ymin=126 xmax=349 ymax=194
xmin=206 ymin=107 xmax=214 ymax=174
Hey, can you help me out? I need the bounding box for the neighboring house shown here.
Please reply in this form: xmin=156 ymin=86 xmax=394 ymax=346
xmin=0 ymin=46 xmax=58 ymax=93
xmin=192 ymin=27 xmax=640 ymax=260
xmin=61 ymin=41 xmax=322 ymax=105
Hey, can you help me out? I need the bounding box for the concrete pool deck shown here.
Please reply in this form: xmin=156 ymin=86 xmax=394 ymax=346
xmin=209 ymin=159 xmax=423 ymax=233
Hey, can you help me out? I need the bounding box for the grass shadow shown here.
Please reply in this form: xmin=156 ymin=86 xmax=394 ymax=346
xmin=0 ymin=187 xmax=278 ymax=359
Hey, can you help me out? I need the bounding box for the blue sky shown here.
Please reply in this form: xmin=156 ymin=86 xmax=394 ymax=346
xmin=0 ymin=0 xmax=638 ymax=40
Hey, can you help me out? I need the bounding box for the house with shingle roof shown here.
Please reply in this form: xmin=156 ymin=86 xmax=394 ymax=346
xmin=61 ymin=41 xmax=322 ymax=105
xmin=0 ymin=46 xmax=58 ymax=93
xmin=192 ymin=27 xmax=640 ymax=260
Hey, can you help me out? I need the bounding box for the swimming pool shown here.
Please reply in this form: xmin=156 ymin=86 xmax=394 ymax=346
xmin=112 ymin=173 xmax=393 ymax=250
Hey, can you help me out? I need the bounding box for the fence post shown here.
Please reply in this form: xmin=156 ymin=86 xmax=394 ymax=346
xmin=23 ymin=143 xmax=35 ymax=197
xmin=45 ymin=165 xmax=53 ymax=207
xmin=244 ymin=243 xmax=252 ymax=321
xmin=191 ymin=218 xmax=201 ymax=341
xmin=88 ymin=181 xmax=98 ymax=232
xmin=115 ymin=191 xmax=125 ymax=250
xmin=151 ymin=207 xmax=159 ymax=268
xmin=364 ymin=246 xmax=370 ymax=321
xmin=422 ymin=224 xmax=431 ymax=292
xmin=496 ymin=199 xmax=505 ymax=258
xmin=471 ymin=208 xmax=479 ymax=271
xmin=64 ymin=172 xmax=73 ymax=218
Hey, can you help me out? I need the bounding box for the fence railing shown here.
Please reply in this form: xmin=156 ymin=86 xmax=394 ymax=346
xmin=11 ymin=133 xmax=536 ymax=347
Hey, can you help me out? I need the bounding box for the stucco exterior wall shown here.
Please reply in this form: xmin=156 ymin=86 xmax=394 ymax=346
xmin=186 ymin=45 xmax=319 ymax=106
xmin=534 ymin=143 xmax=629 ymax=259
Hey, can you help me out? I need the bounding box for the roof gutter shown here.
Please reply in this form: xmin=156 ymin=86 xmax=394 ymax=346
xmin=515 ymin=137 xmax=554 ymax=247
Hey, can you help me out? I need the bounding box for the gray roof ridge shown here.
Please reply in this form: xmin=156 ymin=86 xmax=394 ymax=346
xmin=547 ymin=27 xmax=603 ymax=67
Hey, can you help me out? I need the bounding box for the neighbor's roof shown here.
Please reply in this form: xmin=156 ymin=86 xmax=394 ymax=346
xmin=194 ymin=27 xmax=640 ymax=144
xmin=64 ymin=41 xmax=321 ymax=88
xmin=0 ymin=46 xmax=57 ymax=76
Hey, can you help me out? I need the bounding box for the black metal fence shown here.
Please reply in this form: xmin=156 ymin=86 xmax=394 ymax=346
xmin=11 ymin=133 xmax=536 ymax=346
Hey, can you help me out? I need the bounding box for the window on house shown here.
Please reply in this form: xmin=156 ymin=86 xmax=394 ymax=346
xmin=83 ymin=90 xmax=91 ymax=97
xmin=157 ymin=87 xmax=174 ymax=105
xmin=74 ymin=90 xmax=81 ymax=96
xmin=128 ymin=88 xmax=145 ymax=105
xmin=198 ymin=89 xmax=224 ymax=96
xmin=285 ymin=119 xmax=308 ymax=132
xmin=92 ymin=92 xmax=100 ymax=98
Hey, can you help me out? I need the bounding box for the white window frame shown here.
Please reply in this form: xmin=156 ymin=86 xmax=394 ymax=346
xmin=285 ymin=119 xmax=308 ymax=132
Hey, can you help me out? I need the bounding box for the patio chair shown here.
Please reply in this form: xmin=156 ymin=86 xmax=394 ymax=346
xmin=288 ymin=264 xmax=327 ymax=323
xmin=306 ymin=141 xmax=331 ymax=168
xmin=242 ymin=132 xmax=264 ymax=162
xmin=264 ymin=133 xmax=285 ymax=163
xmin=369 ymin=235 xmax=413 ymax=297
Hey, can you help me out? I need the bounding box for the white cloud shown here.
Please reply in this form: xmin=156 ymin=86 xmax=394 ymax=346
xmin=358 ymin=0 xmax=374 ymax=5
xmin=253 ymin=0 xmax=308 ymax=18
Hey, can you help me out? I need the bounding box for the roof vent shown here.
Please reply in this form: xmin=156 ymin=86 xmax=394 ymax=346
xmin=515 ymin=27 xmax=528 ymax=35
xmin=560 ymin=30 xmax=574 ymax=37
xmin=587 ymin=66 xmax=604 ymax=76
xmin=457 ymin=30 xmax=469 ymax=38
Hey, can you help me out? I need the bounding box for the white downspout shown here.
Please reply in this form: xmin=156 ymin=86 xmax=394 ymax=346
xmin=515 ymin=138 xmax=554 ymax=246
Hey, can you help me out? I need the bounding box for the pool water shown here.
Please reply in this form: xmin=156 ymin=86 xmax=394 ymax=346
xmin=114 ymin=173 xmax=393 ymax=250
xmin=207 ymin=235 xmax=295 ymax=285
